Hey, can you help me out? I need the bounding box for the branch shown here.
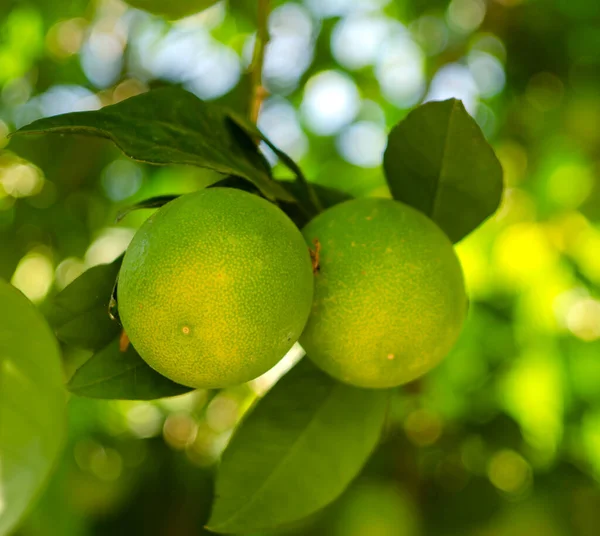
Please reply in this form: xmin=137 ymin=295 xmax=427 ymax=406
xmin=249 ymin=0 xmax=270 ymax=124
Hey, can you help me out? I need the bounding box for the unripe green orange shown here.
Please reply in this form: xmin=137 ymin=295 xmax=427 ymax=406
xmin=118 ymin=188 xmax=314 ymax=389
xmin=125 ymin=0 xmax=220 ymax=20
xmin=299 ymin=198 xmax=467 ymax=389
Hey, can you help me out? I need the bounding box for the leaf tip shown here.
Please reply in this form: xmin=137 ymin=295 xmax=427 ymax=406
xmin=203 ymin=520 xmax=229 ymax=534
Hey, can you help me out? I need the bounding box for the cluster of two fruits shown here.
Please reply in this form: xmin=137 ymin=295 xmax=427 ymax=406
xmin=118 ymin=188 xmax=467 ymax=390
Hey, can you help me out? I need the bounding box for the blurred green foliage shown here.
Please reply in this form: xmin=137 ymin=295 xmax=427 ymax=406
xmin=1 ymin=0 xmax=599 ymax=535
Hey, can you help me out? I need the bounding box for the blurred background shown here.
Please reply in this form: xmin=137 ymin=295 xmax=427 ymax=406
xmin=1 ymin=0 xmax=600 ymax=534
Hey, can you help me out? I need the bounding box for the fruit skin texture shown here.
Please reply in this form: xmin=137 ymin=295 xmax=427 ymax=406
xmin=299 ymin=198 xmax=467 ymax=389
xmin=117 ymin=188 xmax=314 ymax=389
xmin=125 ymin=0 xmax=219 ymax=20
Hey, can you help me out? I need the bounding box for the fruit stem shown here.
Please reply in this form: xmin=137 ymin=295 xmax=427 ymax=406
xmin=249 ymin=0 xmax=270 ymax=124
xmin=309 ymin=238 xmax=321 ymax=274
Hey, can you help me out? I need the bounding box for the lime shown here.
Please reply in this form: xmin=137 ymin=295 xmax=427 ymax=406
xmin=300 ymin=198 xmax=467 ymax=388
xmin=118 ymin=188 xmax=314 ymax=389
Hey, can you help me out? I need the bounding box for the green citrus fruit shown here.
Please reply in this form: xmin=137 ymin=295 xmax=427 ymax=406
xmin=125 ymin=0 xmax=220 ymax=20
xmin=299 ymin=198 xmax=467 ymax=389
xmin=117 ymin=188 xmax=314 ymax=389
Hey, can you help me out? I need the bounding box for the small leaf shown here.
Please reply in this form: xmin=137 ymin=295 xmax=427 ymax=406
xmin=207 ymin=175 xmax=261 ymax=194
xmin=277 ymin=181 xmax=354 ymax=227
xmin=228 ymin=113 xmax=321 ymax=213
xmin=207 ymin=359 xmax=390 ymax=534
xmin=283 ymin=181 xmax=353 ymax=213
xmin=68 ymin=338 xmax=192 ymax=400
xmin=47 ymin=258 xmax=122 ymax=350
xmin=0 ymin=280 xmax=66 ymax=536
xmin=383 ymin=99 xmax=503 ymax=242
xmin=12 ymin=87 xmax=293 ymax=202
xmin=115 ymin=194 xmax=180 ymax=222
xmin=125 ymin=0 xmax=220 ymax=20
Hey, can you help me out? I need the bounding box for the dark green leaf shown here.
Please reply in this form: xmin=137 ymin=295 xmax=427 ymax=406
xmin=277 ymin=181 xmax=354 ymax=227
xmin=47 ymin=258 xmax=122 ymax=350
xmin=115 ymin=195 xmax=180 ymax=223
xmin=383 ymin=99 xmax=503 ymax=242
xmin=12 ymin=87 xmax=293 ymax=202
xmin=207 ymin=359 xmax=390 ymax=534
xmin=228 ymin=113 xmax=320 ymax=213
xmin=284 ymin=181 xmax=353 ymax=213
xmin=125 ymin=0 xmax=220 ymax=20
xmin=208 ymin=175 xmax=262 ymax=194
xmin=68 ymin=338 xmax=193 ymax=400
xmin=0 ymin=280 xmax=66 ymax=536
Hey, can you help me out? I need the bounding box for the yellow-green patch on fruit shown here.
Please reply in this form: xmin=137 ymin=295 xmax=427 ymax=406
xmin=117 ymin=188 xmax=314 ymax=389
xmin=300 ymin=198 xmax=467 ymax=389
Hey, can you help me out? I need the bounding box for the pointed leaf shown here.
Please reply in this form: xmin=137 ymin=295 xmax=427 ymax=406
xmin=207 ymin=359 xmax=390 ymax=534
xmin=0 ymin=280 xmax=66 ymax=536
xmin=383 ymin=99 xmax=503 ymax=242
xmin=47 ymin=258 xmax=122 ymax=350
xmin=12 ymin=87 xmax=293 ymax=202
xmin=68 ymin=338 xmax=192 ymax=400
xmin=115 ymin=194 xmax=180 ymax=222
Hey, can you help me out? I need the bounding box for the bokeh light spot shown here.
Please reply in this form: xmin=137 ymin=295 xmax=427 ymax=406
xmin=163 ymin=412 xmax=198 ymax=449
xmin=468 ymin=51 xmax=505 ymax=98
xmin=101 ymin=159 xmax=144 ymax=202
xmin=46 ymin=18 xmax=87 ymax=59
xmin=410 ymin=15 xmax=449 ymax=56
xmin=0 ymin=158 xmax=44 ymax=198
xmin=337 ymin=121 xmax=387 ymax=168
xmin=546 ymin=163 xmax=593 ymax=210
xmin=404 ymin=408 xmax=443 ymax=447
xmin=332 ymin=15 xmax=391 ymax=70
xmin=11 ymin=251 xmax=54 ymax=303
xmin=301 ymin=70 xmax=361 ymax=135
xmin=376 ymin=31 xmax=425 ymax=108
xmin=425 ymin=64 xmax=479 ymax=115
xmin=488 ymin=449 xmax=532 ymax=494
xmin=258 ymin=97 xmax=308 ymax=161
xmin=566 ymin=298 xmax=600 ymax=341
xmin=85 ymin=227 xmax=135 ymax=267
xmin=447 ymin=0 xmax=487 ymax=34
xmin=126 ymin=403 xmax=164 ymax=438
xmin=55 ymin=257 xmax=85 ymax=290
xmin=262 ymin=3 xmax=314 ymax=93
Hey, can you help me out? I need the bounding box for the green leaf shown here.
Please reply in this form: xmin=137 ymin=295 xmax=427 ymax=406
xmin=68 ymin=338 xmax=192 ymax=400
xmin=228 ymin=113 xmax=320 ymax=213
xmin=383 ymin=99 xmax=503 ymax=243
xmin=277 ymin=181 xmax=354 ymax=228
xmin=47 ymin=258 xmax=122 ymax=350
xmin=125 ymin=0 xmax=220 ymax=20
xmin=115 ymin=194 xmax=180 ymax=223
xmin=0 ymin=280 xmax=66 ymax=536
xmin=207 ymin=359 xmax=390 ymax=534
xmin=208 ymin=175 xmax=262 ymax=194
xmin=284 ymin=181 xmax=353 ymax=213
xmin=12 ymin=87 xmax=293 ymax=202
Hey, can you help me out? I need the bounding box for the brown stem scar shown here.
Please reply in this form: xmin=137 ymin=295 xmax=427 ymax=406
xmin=119 ymin=330 xmax=130 ymax=353
xmin=309 ymin=238 xmax=321 ymax=274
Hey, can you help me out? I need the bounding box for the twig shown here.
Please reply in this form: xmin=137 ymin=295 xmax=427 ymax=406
xmin=249 ymin=0 xmax=270 ymax=124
